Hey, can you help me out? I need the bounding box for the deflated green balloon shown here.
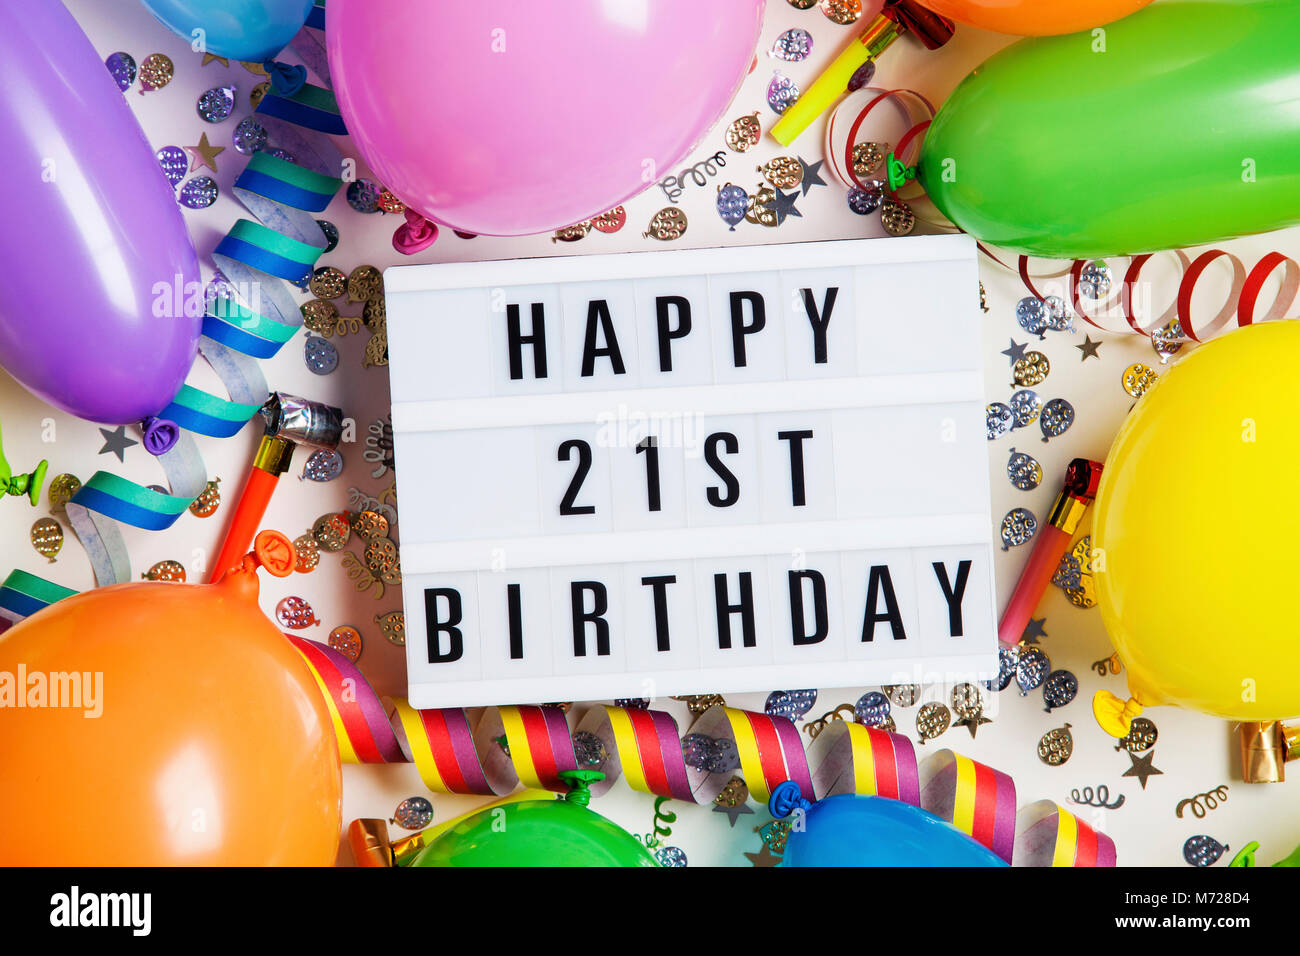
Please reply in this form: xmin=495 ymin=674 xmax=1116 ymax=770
xmin=918 ymin=0 xmax=1300 ymax=259
xmin=409 ymin=773 xmax=658 ymax=867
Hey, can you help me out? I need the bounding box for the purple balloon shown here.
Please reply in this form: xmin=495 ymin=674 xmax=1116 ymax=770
xmin=0 ymin=1 xmax=200 ymax=425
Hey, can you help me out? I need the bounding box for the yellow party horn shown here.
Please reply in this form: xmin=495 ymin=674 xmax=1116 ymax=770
xmin=770 ymin=0 xmax=953 ymax=147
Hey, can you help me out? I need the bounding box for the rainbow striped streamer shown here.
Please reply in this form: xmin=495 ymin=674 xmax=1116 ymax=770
xmin=289 ymin=636 xmax=1113 ymax=866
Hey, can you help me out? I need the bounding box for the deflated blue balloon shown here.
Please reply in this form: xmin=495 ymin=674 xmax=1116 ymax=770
xmin=139 ymin=0 xmax=315 ymax=62
xmin=780 ymin=794 xmax=1007 ymax=867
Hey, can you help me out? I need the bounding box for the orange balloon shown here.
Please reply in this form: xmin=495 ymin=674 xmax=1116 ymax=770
xmin=923 ymin=0 xmax=1153 ymax=35
xmin=0 ymin=561 xmax=341 ymax=865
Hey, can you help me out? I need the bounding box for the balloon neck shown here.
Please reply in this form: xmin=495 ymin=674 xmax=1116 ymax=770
xmin=213 ymin=529 xmax=298 ymax=597
xmin=768 ymin=780 xmax=815 ymax=819
xmin=262 ymin=59 xmax=308 ymax=97
xmin=557 ymin=769 xmax=604 ymax=806
xmin=1092 ymin=688 xmax=1147 ymax=738
xmin=393 ymin=209 xmax=439 ymax=255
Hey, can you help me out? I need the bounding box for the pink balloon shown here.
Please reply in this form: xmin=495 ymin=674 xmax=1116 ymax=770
xmin=327 ymin=0 xmax=765 ymax=236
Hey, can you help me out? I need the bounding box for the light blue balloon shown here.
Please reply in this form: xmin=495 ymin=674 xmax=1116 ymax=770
xmin=780 ymin=795 xmax=1008 ymax=867
xmin=139 ymin=0 xmax=315 ymax=62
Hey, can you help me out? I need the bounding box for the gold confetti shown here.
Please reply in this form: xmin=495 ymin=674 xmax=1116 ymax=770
xmin=1061 ymin=536 xmax=1098 ymax=608
xmin=787 ymin=0 xmax=816 ymax=7
xmin=644 ymin=207 xmax=688 ymax=241
xmin=883 ymin=684 xmax=919 ymax=707
xmin=746 ymin=186 xmax=778 ymax=227
xmin=362 ymin=326 xmax=388 ymax=367
xmin=881 ymin=197 xmax=915 ymax=236
xmin=362 ymin=295 xmax=386 ymax=330
xmin=552 ymin=222 xmax=590 ymax=243
xmin=590 ymin=206 xmax=626 ymax=234
xmin=350 ymin=510 xmax=390 ymax=542
xmin=1013 ymin=351 xmax=1051 ymax=387
xmin=364 ymin=536 xmax=401 ymax=585
xmin=802 ymin=702 xmax=854 ymax=740
xmin=188 ymin=478 xmax=221 ymax=517
xmin=302 ymin=298 xmax=340 ymax=336
xmin=310 ymin=266 xmax=347 ymax=300
xmin=249 ymin=80 xmax=270 ymax=110
xmin=375 ymin=610 xmax=405 ymax=646
xmin=820 ymin=0 xmax=862 ymax=24
xmin=143 ymin=559 xmax=186 ymax=582
xmin=31 ymin=518 xmax=62 ymax=562
xmin=725 ymin=112 xmax=762 ymax=153
xmin=312 ymin=512 xmax=352 ymax=552
xmin=759 ymin=156 xmax=803 ymax=190
xmin=1122 ymin=362 xmax=1158 ymax=398
xmin=377 ymin=190 xmax=405 ymax=215
xmin=1038 ymin=723 xmax=1074 ymax=766
xmin=328 ymin=625 xmax=363 ymax=663
xmin=293 ymin=533 xmax=320 ymax=573
xmin=714 ymin=776 xmax=749 ymax=807
xmin=671 ymin=693 xmax=725 ymax=714
xmin=346 ymin=265 xmax=384 ymax=303
xmin=1115 ymin=717 xmax=1158 ymax=753
xmin=47 ymin=473 xmax=80 ymax=513
xmin=916 ymin=701 xmax=951 ymax=742
xmin=139 ymin=53 xmax=174 ymax=92
xmin=851 ymin=142 xmax=888 ymax=177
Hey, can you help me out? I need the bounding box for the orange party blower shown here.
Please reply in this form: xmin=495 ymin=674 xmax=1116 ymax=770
xmin=998 ymin=458 xmax=1102 ymax=645
xmin=0 ymin=531 xmax=341 ymax=865
xmin=208 ymin=392 xmax=342 ymax=582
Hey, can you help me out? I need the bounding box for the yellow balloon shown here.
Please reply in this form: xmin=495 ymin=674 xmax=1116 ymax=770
xmin=1093 ymin=321 xmax=1300 ymax=734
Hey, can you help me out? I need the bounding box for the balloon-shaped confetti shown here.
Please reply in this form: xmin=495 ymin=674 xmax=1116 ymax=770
xmin=157 ymin=145 xmax=188 ymax=187
xmin=916 ymin=702 xmax=951 ymax=742
xmin=764 ymin=689 xmax=817 ymax=721
xmin=883 ymin=684 xmax=919 ymax=708
xmin=233 ymin=117 xmax=268 ymax=155
xmin=1009 ymin=390 xmax=1041 ymax=430
xmin=304 ymin=335 xmax=339 ymax=374
xmin=1006 ymin=447 xmax=1042 ymax=491
xmin=770 ymin=27 xmax=813 ymax=61
xmin=726 ymin=112 xmax=762 ymax=152
xmin=105 ymin=51 xmax=137 ymax=91
xmin=984 ymin=645 xmax=1019 ymax=692
xmin=1015 ymin=296 xmax=1048 ymax=338
xmin=144 ymin=559 xmax=186 ymax=582
xmin=590 ymin=206 xmax=627 ymax=234
xmin=846 ymin=184 xmax=883 ymax=216
xmin=1183 ymin=835 xmax=1226 ymax=867
xmin=854 ymin=691 xmax=891 ymax=727
xmin=197 ymin=85 xmax=236 ymax=123
xmin=313 ymin=512 xmax=352 ymax=551
xmin=1042 ymin=670 xmax=1078 ymax=712
xmin=644 ymin=207 xmax=688 ymax=241
xmin=138 ymin=53 xmax=174 ymax=92
xmin=179 ymin=176 xmax=219 ymax=209
xmin=188 ymin=479 xmax=221 ymax=517
xmin=1116 ymin=718 xmax=1158 ymax=753
xmin=716 ymin=183 xmax=749 ymax=231
xmin=1037 ymin=723 xmax=1073 ymax=766
xmin=1016 ymin=647 xmax=1050 ymax=695
xmin=276 ymin=596 xmax=320 ymax=629
xmin=301 ymin=448 xmax=343 ymax=482
xmin=0 ymin=4 xmax=200 ymax=424
xmin=30 ymin=517 xmax=63 ymax=562
xmin=328 ymin=625 xmax=362 ymax=662
xmin=1012 ymin=351 xmax=1050 ymax=388
xmin=47 ymin=473 xmax=81 ymax=513
xmin=393 ymin=795 xmax=434 ymax=830
xmin=654 ymin=846 xmax=688 ymax=867
xmin=987 ymin=403 xmax=1014 ymax=440
xmin=1000 ymin=507 xmax=1038 ymax=550
xmin=1043 ymin=295 xmax=1073 ymax=332
xmin=1122 ymin=363 xmax=1158 ymax=399
xmin=375 ymin=609 xmax=405 ymax=645
xmin=1039 ymin=398 xmax=1075 ymax=442
xmin=1079 ymin=261 xmax=1112 ymax=299
xmin=767 ymin=72 xmax=800 ymax=114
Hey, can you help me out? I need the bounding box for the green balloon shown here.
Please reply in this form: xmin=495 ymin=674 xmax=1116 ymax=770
xmin=919 ymin=0 xmax=1300 ymax=259
xmin=408 ymin=789 xmax=659 ymax=868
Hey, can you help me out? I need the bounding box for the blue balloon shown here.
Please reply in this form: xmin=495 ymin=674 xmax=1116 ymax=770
xmin=139 ymin=0 xmax=315 ymax=62
xmin=780 ymin=794 xmax=1007 ymax=867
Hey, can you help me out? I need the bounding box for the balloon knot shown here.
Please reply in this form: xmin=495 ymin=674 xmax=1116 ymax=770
xmin=141 ymin=417 xmax=180 ymax=456
xmin=263 ymin=59 xmax=308 ymax=97
xmin=393 ymin=208 xmax=439 ymax=255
